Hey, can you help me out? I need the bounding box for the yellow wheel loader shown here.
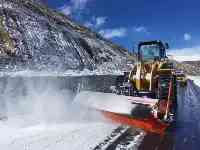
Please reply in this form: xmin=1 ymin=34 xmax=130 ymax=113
xmin=75 ymin=40 xmax=178 ymax=134
xmin=115 ymin=41 xmax=177 ymax=120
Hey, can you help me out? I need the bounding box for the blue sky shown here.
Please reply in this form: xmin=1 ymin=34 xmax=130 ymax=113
xmin=43 ymin=0 xmax=200 ymax=60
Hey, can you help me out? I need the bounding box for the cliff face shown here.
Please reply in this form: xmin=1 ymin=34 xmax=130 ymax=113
xmin=0 ymin=0 xmax=129 ymax=74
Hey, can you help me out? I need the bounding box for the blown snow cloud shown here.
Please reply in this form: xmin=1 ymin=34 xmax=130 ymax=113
xmin=99 ymin=28 xmax=127 ymax=39
xmin=169 ymin=46 xmax=200 ymax=62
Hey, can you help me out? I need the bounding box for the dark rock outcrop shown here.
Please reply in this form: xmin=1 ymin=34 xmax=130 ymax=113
xmin=0 ymin=0 xmax=129 ymax=73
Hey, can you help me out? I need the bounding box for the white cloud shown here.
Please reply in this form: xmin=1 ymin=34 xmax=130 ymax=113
xmin=58 ymin=0 xmax=91 ymax=15
xmin=84 ymin=16 xmax=107 ymax=28
xmin=95 ymin=17 xmax=107 ymax=28
xmin=169 ymin=46 xmax=200 ymax=62
xmin=59 ymin=5 xmax=72 ymax=15
xmin=84 ymin=21 xmax=94 ymax=28
xmin=71 ymin=0 xmax=90 ymax=10
xmin=133 ymin=26 xmax=148 ymax=33
xmin=184 ymin=33 xmax=192 ymax=41
xmin=99 ymin=28 xmax=127 ymax=39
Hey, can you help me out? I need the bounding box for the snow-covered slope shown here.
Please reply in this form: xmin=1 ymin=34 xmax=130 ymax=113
xmin=0 ymin=0 xmax=129 ymax=74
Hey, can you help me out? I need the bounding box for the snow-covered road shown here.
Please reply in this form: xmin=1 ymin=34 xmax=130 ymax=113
xmin=0 ymin=120 xmax=117 ymax=150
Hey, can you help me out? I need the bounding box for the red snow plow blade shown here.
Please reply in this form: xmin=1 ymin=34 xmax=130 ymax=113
xmin=102 ymin=111 xmax=168 ymax=135
xmin=74 ymin=91 xmax=170 ymax=134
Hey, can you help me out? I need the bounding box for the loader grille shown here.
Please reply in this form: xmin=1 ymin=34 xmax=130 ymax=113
xmin=158 ymin=75 xmax=177 ymax=102
xmin=158 ymin=76 xmax=171 ymax=100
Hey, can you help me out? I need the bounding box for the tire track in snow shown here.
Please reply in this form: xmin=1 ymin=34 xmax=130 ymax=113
xmin=93 ymin=126 xmax=145 ymax=150
xmin=93 ymin=126 xmax=129 ymax=150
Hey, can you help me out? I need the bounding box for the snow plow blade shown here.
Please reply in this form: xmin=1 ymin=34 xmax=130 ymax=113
xmin=74 ymin=91 xmax=169 ymax=134
xmin=102 ymin=111 xmax=168 ymax=135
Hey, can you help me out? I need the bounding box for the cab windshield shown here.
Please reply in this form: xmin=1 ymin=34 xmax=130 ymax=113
xmin=140 ymin=44 xmax=160 ymax=60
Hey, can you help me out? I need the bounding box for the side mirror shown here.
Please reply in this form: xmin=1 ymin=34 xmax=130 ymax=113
xmin=165 ymin=43 xmax=169 ymax=49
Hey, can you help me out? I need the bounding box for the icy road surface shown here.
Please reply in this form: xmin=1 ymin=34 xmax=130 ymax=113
xmin=174 ymin=76 xmax=200 ymax=150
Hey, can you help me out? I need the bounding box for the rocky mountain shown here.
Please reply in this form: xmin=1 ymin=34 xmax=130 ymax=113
xmin=0 ymin=0 xmax=129 ymax=74
xmin=176 ymin=61 xmax=200 ymax=76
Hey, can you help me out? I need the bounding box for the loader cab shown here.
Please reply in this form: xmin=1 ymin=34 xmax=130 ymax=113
xmin=138 ymin=41 xmax=168 ymax=62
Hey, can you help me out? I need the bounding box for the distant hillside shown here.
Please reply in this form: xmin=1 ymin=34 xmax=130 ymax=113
xmin=176 ymin=61 xmax=200 ymax=75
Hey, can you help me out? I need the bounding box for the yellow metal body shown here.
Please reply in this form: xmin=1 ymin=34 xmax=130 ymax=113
xmin=129 ymin=59 xmax=173 ymax=92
